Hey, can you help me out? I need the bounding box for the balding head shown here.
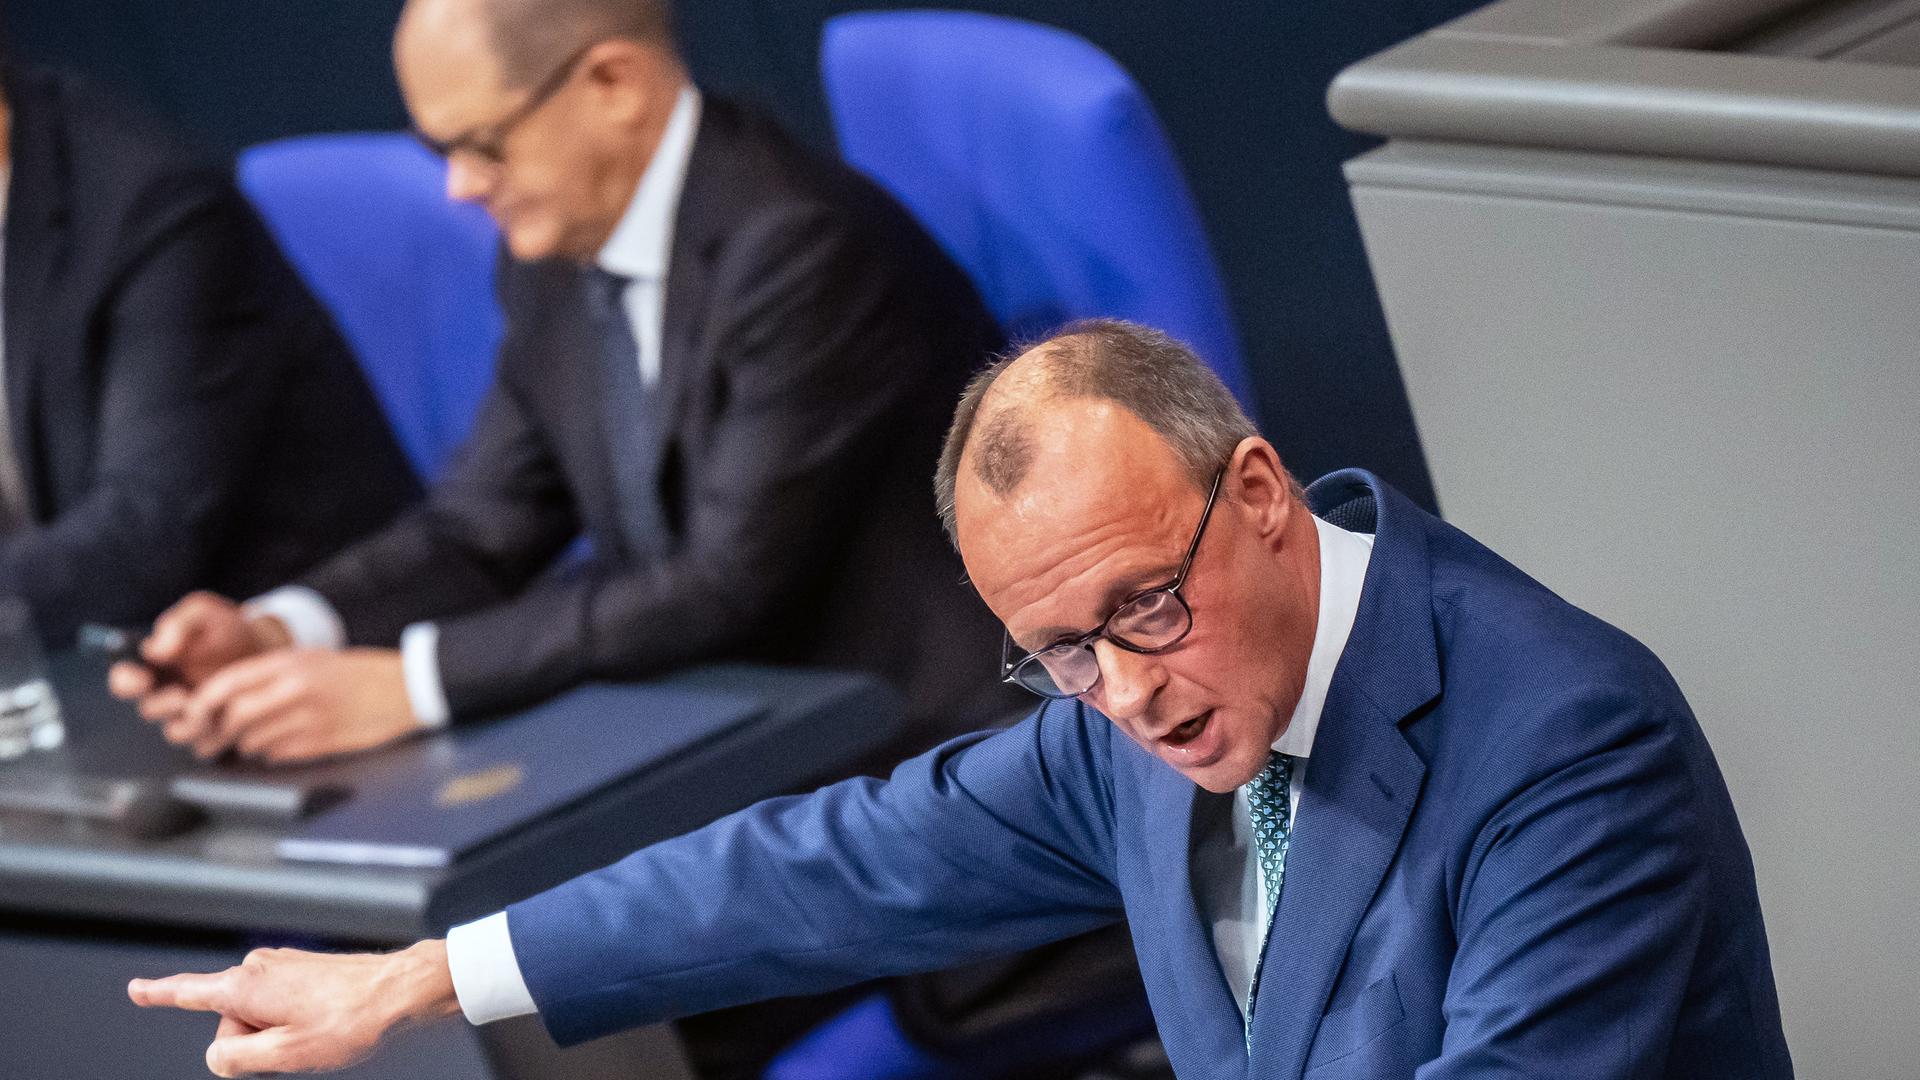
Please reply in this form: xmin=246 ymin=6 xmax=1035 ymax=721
xmin=935 ymin=319 xmax=1265 ymax=546
xmin=480 ymin=0 xmax=674 ymax=88
xmin=400 ymin=0 xmax=674 ymax=90
xmin=396 ymin=0 xmax=502 ymax=94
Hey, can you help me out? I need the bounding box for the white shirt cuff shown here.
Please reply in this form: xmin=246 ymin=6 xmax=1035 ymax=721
xmin=243 ymin=586 xmax=346 ymax=650
xmin=445 ymin=912 xmax=538 ymax=1025
xmin=400 ymin=622 xmax=453 ymax=729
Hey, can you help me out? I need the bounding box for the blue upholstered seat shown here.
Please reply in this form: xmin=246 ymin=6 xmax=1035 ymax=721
xmin=821 ymin=9 xmax=1252 ymax=410
xmin=238 ymin=133 xmax=504 ymax=482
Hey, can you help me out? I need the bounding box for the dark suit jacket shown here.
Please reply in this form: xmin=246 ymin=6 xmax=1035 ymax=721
xmin=0 ymin=66 xmax=419 ymax=642
xmin=299 ymin=97 xmax=1015 ymax=734
xmin=502 ymin=470 xmax=1793 ymax=1080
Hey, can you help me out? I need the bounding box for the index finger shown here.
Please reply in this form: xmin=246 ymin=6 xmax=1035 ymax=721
xmin=127 ymin=970 xmax=234 ymax=1013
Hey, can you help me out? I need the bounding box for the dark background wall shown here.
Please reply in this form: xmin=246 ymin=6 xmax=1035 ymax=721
xmin=4 ymin=1 xmax=1493 ymax=510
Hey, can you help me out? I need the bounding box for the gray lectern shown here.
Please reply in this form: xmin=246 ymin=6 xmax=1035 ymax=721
xmin=1330 ymin=1 xmax=1920 ymax=1073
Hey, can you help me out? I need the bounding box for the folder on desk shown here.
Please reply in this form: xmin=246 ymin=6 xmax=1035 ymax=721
xmin=276 ymin=684 xmax=765 ymax=868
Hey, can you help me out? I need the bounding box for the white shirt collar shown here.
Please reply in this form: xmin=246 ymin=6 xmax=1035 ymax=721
xmin=595 ymin=86 xmax=701 ymax=283
xmin=1270 ymin=516 xmax=1375 ymax=759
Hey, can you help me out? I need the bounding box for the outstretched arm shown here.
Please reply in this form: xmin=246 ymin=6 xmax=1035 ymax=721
xmin=509 ymin=701 xmax=1125 ymax=1045
xmin=129 ymin=701 xmax=1126 ymax=1070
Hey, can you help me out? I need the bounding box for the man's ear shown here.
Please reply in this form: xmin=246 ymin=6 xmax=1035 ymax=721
xmin=1227 ymin=437 xmax=1294 ymax=548
xmin=581 ymin=39 xmax=662 ymax=124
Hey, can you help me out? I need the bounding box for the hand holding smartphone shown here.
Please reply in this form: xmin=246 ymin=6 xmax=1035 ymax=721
xmin=78 ymin=623 xmax=182 ymax=688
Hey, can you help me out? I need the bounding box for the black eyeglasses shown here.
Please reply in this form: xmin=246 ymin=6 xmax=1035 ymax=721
xmin=1001 ymin=467 xmax=1226 ymax=699
xmin=414 ymin=41 xmax=596 ymax=166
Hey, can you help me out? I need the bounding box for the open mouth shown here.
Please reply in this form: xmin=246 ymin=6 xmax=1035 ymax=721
xmin=1162 ymin=711 xmax=1211 ymax=747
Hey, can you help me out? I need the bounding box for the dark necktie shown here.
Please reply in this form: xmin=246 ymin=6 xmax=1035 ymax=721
xmin=584 ymin=267 xmax=669 ymax=558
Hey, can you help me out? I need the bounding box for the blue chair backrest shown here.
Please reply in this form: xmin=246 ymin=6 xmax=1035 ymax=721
xmin=821 ymin=9 xmax=1254 ymax=411
xmin=238 ymin=133 xmax=505 ymax=482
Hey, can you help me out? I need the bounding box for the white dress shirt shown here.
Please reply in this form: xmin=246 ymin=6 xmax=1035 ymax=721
xmin=247 ymin=87 xmax=704 ymax=729
xmin=1193 ymin=516 xmax=1373 ymax=1018
xmin=439 ymin=515 xmax=1375 ymax=1027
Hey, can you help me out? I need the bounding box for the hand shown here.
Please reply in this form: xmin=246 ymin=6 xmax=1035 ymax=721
xmin=172 ymin=648 xmax=421 ymax=764
xmin=128 ymin=940 xmax=460 ymax=1077
xmin=109 ymin=591 xmax=292 ymax=724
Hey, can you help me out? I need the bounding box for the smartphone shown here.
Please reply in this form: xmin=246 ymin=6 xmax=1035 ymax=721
xmin=75 ymin=624 xmax=181 ymax=686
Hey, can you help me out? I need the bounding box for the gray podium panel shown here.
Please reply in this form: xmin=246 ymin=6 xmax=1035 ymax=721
xmin=1334 ymin=2 xmax=1920 ymax=1074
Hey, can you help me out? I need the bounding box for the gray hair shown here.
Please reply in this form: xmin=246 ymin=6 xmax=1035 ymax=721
xmin=934 ymin=318 xmax=1270 ymax=546
xmin=481 ymin=0 xmax=675 ymax=87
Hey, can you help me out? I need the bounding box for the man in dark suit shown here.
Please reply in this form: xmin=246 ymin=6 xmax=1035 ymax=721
xmin=113 ymin=0 xmax=1011 ymax=762
xmin=130 ymin=320 xmax=1793 ymax=1079
xmin=0 ymin=60 xmax=419 ymax=644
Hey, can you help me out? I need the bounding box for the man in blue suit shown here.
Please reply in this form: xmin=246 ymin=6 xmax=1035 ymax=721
xmin=129 ymin=319 xmax=1792 ymax=1079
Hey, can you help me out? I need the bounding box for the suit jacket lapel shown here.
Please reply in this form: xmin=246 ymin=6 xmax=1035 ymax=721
xmin=1139 ymin=758 xmax=1247 ymax=1074
xmin=648 ymin=99 xmax=731 ymax=461
xmin=2 ymin=67 xmax=71 ymax=519
xmin=1245 ymin=471 xmax=1439 ymax=1077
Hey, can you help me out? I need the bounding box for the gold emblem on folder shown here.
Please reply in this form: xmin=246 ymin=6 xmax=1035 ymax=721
xmin=436 ymin=763 xmax=524 ymax=808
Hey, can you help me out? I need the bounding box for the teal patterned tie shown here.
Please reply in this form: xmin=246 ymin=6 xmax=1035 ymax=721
xmin=1243 ymin=751 xmax=1295 ymax=1043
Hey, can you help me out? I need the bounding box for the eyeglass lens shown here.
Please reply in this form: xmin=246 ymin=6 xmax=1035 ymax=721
xmin=1009 ymin=589 xmax=1192 ymax=698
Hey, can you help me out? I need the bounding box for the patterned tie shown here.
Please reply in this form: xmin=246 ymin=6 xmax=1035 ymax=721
xmin=1243 ymin=751 xmax=1295 ymax=1042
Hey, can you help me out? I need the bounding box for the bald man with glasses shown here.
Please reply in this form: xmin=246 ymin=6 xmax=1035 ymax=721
xmin=131 ymin=320 xmax=1789 ymax=1080
xmin=113 ymin=0 xmax=1014 ymax=762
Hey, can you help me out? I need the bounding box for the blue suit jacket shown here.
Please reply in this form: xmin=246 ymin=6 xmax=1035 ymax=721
xmin=508 ymin=470 xmax=1792 ymax=1079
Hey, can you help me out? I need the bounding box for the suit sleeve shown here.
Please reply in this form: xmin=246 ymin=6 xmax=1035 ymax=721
xmin=0 ymin=193 xmax=280 ymax=641
xmin=1421 ymin=684 xmax=1713 ymax=1079
xmin=507 ymin=700 xmax=1126 ymax=1047
xmin=296 ymin=372 xmax=582 ymax=647
xmin=432 ymin=206 xmax=938 ymax=716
